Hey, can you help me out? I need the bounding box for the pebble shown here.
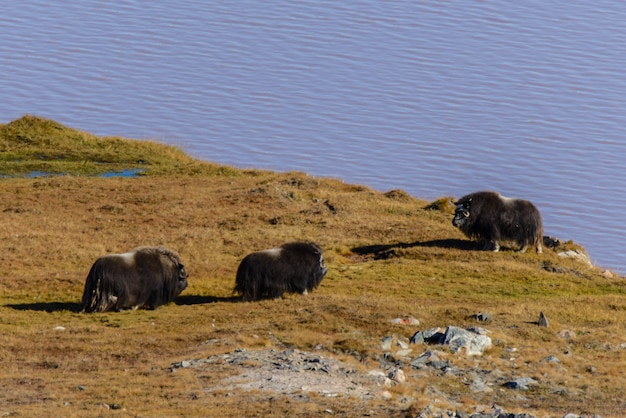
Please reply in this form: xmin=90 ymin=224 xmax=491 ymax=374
xmin=390 ymin=316 xmax=419 ymax=325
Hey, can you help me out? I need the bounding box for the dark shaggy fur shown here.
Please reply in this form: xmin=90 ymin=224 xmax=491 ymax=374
xmin=234 ymin=242 xmax=327 ymax=301
xmin=80 ymin=246 xmax=188 ymax=313
xmin=452 ymin=191 xmax=543 ymax=253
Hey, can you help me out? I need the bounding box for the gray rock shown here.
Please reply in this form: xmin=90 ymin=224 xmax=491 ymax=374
xmin=410 ymin=331 xmax=424 ymax=344
xmin=443 ymin=326 xmax=492 ymax=356
xmin=502 ymin=377 xmax=538 ymax=390
xmin=397 ymin=338 xmax=410 ymax=349
xmin=469 ymin=312 xmax=492 ymax=322
xmin=557 ymin=249 xmax=592 ymax=265
xmin=410 ymin=350 xmax=441 ymax=369
xmin=538 ymin=311 xmax=549 ymax=327
xmin=381 ymin=336 xmax=393 ymax=351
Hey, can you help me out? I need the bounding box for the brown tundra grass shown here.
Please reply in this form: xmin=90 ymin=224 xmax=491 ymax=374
xmin=1 ymin=116 xmax=626 ymax=417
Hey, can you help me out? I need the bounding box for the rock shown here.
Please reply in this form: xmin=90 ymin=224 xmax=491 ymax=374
xmin=538 ymin=311 xmax=549 ymax=327
xmin=469 ymin=378 xmax=492 ymax=393
xmin=395 ymin=349 xmax=413 ymax=357
xmin=388 ymin=369 xmax=406 ymax=383
xmin=53 ymin=326 xmax=66 ymax=331
xmin=558 ymin=329 xmax=576 ymax=339
xmin=410 ymin=327 xmax=446 ymax=345
xmin=601 ymin=269 xmax=613 ymax=278
xmin=557 ymin=249 xmax=592 ymax=265
xmin=543 ymin=235 xmax=561 ymax=248
xmin=396 ymin=338 xmax=410 ymax=349
xmin=410 ymin=350 xmax=443 ymax=369
xmin=410 ymin=326 xmax=492 ymax=355
xmin=390 ymin=316 xmax=420 ymax=325
xmin=469 ymin=312 xmax=492 ymax=322
xmin=443 ymin=326 xmax=492 ymax=356
xmin=381 ymin=336 xmax=393 ymax=351
xmin=409 ymin=331 xmax=424 ymax=344
xmin=502 ymin=377 xmax=538 ymax=390
xmin=543 ymin=355 xmax=560 ymax=363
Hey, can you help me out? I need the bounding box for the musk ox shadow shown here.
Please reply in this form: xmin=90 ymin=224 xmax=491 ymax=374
xmin=234 ymin=242 xmax=328 ymax=301
xmin=351 ymin=239 xmax=483 ymax=259
xmin=7 ymin=302 xmax=81 ymax=313
xmin=80 ymin=246 xmax=188 ymax=313
xmin=174 ymin=295 xmax=240 ymax=305
xmin=452 ymin=191 xmax=543 ymax=253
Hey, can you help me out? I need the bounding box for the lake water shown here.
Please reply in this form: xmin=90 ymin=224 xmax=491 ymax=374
xmin=2 ymin=1 xmax=625 ymax=272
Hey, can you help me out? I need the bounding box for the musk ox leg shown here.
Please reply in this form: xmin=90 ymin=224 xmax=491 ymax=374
xmin=518 ymin=244 xmax=528 ymax=253
xmin=491 ymin=241 xmax=500 ymax=252
xmin=301 ymin=289 xmax=308 ymax=296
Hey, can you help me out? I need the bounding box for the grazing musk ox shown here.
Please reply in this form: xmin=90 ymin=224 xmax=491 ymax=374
xmin=80 ymin=246 xmax=188 ymax=313
xmin=234 ymin=242 xmax=327 ymax=301
xmin=452 ymin=191 xmax=543 ymax=253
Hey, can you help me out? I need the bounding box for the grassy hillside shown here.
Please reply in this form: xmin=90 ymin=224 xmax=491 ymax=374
xmin=1 ymin=116 xmax=625 ymax=417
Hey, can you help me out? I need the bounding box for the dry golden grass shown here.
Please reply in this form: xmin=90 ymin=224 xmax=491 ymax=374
xmin=1 ymin=117 xmax=626 ymax=417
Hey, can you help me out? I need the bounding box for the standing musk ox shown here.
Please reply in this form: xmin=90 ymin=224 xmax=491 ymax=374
xmin=80 ymin=246 xmax=188 ymax=313
xmin=452 ymin=191 xmax=543 ymax=253
xmin=234 ymin=242 xmax=327 ymax=301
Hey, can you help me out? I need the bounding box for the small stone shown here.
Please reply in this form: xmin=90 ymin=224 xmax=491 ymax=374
xmin=380 ymin=390 xmax=392 ymax=400
xmin=396 ymin=338 xmax=409 ymax=349
xmin=381 ymin=336 xmax=393 ymax=351
xmin=470 ymin=312 xmax=492 ymax=322
xmin=502 ymin=377 xmax=538 ymax=390
xmin=180 ymin=360 xmax=191 ymax=368
xmin=538 ymin=311 xmax=549 ymax=327
xmin=409 ymin=331 xmax=424 ymax=344
xmin=388 ymin=369 xmax=406 ymax=383
xmin=558 ymin=329 xmax=576 ymax=339
xmin=53 ymin=326 xmax=66 ymax=331
xmin=557 ymin=249 xmax=592 ymax=265
xmin=390 ymin=316 xmax=419 ymax=325
xmin=395 ymin=349 xmax=413 ymax=357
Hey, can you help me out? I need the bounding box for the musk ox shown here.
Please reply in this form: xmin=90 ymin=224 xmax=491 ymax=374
xmin=452 ymin=191 xmax=543 ymax=253
xmin=234 ymin=242 xmax=327 ymax=301
xmin=80 ymin=246 xmax=188 ymax=313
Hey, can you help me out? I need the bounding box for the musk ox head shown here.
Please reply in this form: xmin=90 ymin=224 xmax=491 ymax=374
xmin=80 ymin=246 xmax=188 ymax=313
xmin=452 ymin=191 xmax=543 ymax=253
xmin=234 ymin=241 xmax=327 ymax=301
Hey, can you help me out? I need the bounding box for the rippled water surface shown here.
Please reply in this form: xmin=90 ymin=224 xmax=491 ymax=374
xmin=2 ymin=1 xmax=626 ymax=271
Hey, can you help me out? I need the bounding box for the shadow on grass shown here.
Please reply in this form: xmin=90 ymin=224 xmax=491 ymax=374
xmin=174 ymin=295 xmax=241 ymax=305
xmin=7 ymin=302 xmax=82 ymax=313
xmin=6 ymin=295 xmax=240 ymax=312
xmin=351 ymin=239 xmax=482 ymax=259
